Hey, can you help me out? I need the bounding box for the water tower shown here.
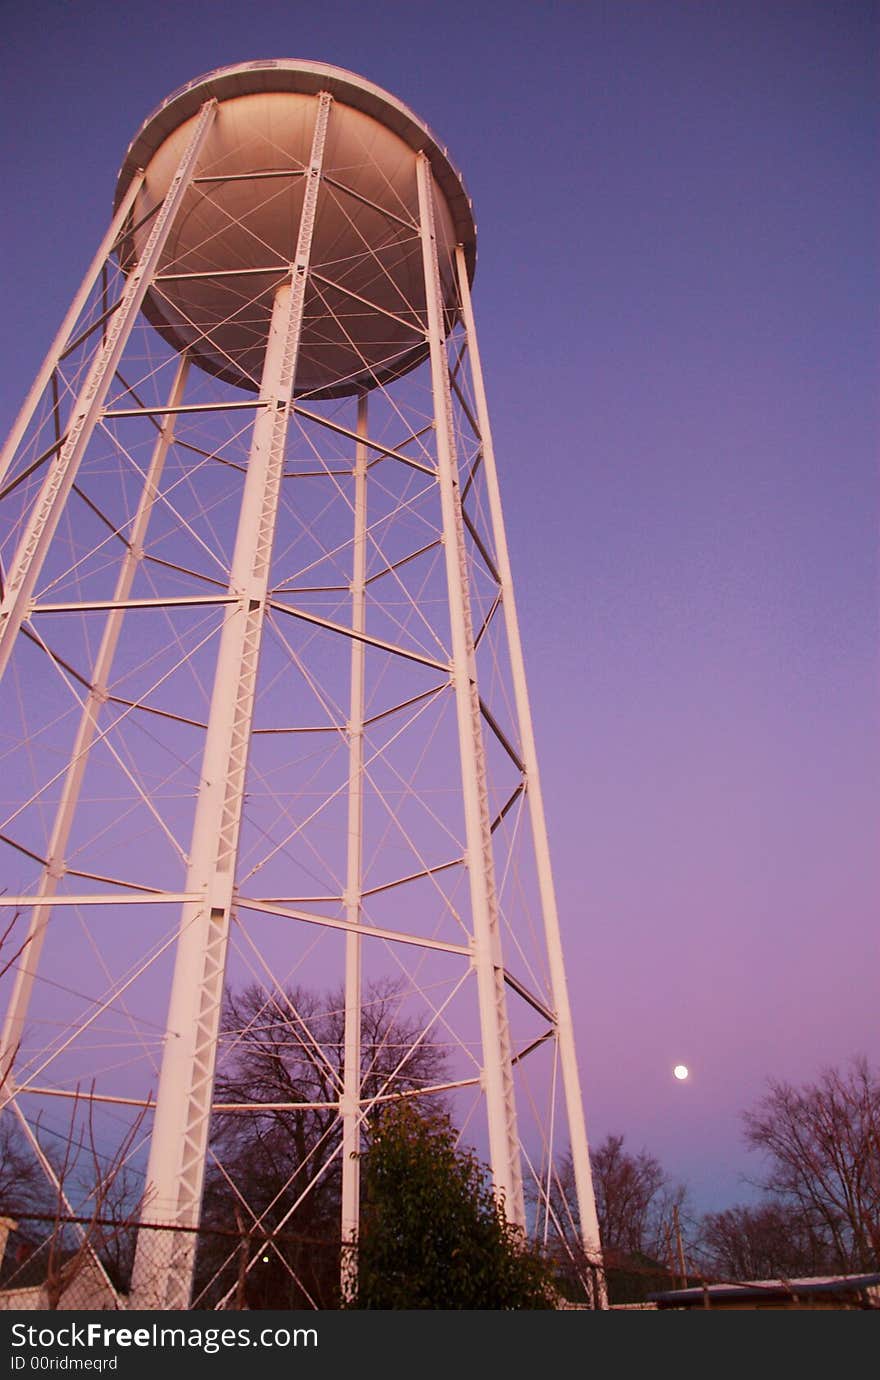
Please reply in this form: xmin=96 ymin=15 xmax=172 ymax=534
xmin=0 ymin=61 xmax=603 ymax=1309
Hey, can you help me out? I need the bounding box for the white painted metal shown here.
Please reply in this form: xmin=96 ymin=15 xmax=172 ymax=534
xmin=0 ymin=61 xmax=607 ymax=1312
xmin=0 ymin=170 xmax=144 ymax=494
xmin=0 ymin=893 xmax=199 ymax=909
xmin=116 ymin=60 xmax=472 ymax=398
xmin=0 ymin=101 xmax=216 ymax=685
xmin=130 ymin=94 xmax=333 ymax=1309
xmin=0 ymin=354 xmax=190 ymax=1093
xmin=454 ymin=246 xmax=606 ymax=1300
xmin=340 ymin=393 xmax=368 ymax=1299
xmin=416 ymin=153 xmax=525 ymax=1228
xmin=236 ymin=899 xmax=473 ymax=954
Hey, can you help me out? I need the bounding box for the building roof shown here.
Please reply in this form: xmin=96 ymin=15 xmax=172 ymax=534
xmin=650 ymin=1273 xmax=880 ymax=1307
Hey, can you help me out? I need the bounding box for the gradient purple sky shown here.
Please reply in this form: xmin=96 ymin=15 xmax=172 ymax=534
xmin=1 ymin=0 xmax=876 ymax=1217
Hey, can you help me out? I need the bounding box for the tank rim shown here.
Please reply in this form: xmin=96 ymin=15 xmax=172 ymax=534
xmin=113 ymin=58 xmax=476 ymax=279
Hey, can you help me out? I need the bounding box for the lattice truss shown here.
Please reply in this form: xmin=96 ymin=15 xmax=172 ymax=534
xmin=0 ymin=102 xmax=595 ymax=1308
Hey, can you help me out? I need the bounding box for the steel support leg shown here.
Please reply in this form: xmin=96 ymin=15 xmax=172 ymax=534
xmin=340 ymin=393 xmax=368 ymax=1300
xmin=417 ymin=155 xmax=524 ymax=1228
xmin=130 ymin=92 xmax=333 ymax=1311
xmin=454 ymin=245 xmax=606 ymax=1304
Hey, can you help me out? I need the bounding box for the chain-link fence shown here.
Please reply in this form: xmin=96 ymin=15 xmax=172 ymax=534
xmin=0 ymin=1212 xmax=342 ymax=1310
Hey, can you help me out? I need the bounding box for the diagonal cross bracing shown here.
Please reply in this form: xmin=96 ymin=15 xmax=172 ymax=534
xmin=0 ymin=101 xmax=217 ymax=687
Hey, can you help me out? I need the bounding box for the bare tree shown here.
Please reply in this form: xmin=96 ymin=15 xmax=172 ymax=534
xmin=696 ymin=1200 xmax=830 ymax=1281
xmin=0 ymin=1118 xmax=55 ymax=1222
xmin=0 ymin=1088 xmax=146 ymax=1308
xmin=194 ymin=977 xmax=449 ymax=1309
xmin=742 ymin=1055 xmax=880 ymax=1273
xmin=589 ymin=1133 xmax=685 ymax=1262
xmin=38 ymin=1088 xmax=145 ymax=1308
xmin=0 ymin=910 xmax=32 ymax=988
xmin=545 ymin=1132 xmax=688 ymax=1304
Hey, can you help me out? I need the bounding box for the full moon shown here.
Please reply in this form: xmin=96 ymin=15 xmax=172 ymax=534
xmin=673 ymin=1064 xmax=689 ymax=1080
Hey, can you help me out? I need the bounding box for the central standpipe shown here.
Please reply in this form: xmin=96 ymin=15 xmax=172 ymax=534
xmin=131 ymin=94 xmax=332 ymax=1310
